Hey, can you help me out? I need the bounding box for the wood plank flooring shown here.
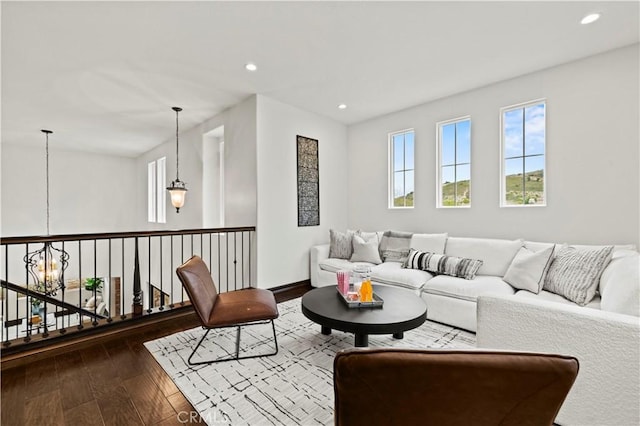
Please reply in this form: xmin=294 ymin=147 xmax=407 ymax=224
xmin=1 ymin=286 xmax=309 ymax=425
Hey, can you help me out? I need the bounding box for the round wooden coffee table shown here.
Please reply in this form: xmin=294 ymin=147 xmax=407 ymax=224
xmin=301 ymin=285 xmax=427 ymax=347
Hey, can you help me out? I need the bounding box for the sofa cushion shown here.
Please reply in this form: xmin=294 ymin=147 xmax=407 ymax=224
xmin=379 ymin=230 xmax=413 ymax=263
xmin=409 ymin=233 xmax=448 ymax=254
xmin=423 ymin=275 xmax=515 ymax=303
xmin=350 ymin=235 xmax=382 ymax=264
xmin=445 ymin=237 xmax=523 ymax=276
xmin=544 ymin=245 xmax=614 ymax=306
xmin=329 ymin=229 xmax=355 ymax=259
xmin=514 ymin=290 xmax=602 ymax=310
xmin=370 ymin=262 xmax=432 ymax=291
xmin=599 ymin=251 xmax=639 ymax=317
xmin=503 ymin=246 xmax=555 ymax=294
xmin=319 ymin=258 xmax=375 ymax=274
xmin=405 ymin=249 xmax=482 ymax=280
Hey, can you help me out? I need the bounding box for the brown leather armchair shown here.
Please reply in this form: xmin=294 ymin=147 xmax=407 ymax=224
xmin=176 ymin=255 xmax=279 ymax=364
xmin=334 ymin=348 xmax=578 ymax=426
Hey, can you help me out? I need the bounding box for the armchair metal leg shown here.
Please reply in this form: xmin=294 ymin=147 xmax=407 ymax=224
xmin=186 ymin=319 xmax=278 ymax=365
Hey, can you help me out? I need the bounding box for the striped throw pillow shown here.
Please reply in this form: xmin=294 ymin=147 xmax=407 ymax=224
xmin=404 ymin=249 xmax=483 ymax=280
xmin=543 ymin=245 xmax=614 ymax=306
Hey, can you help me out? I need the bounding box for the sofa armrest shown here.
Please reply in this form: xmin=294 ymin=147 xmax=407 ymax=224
xmin=477 ymin=294 xmax=640 ymax=426
xmin=310 ymin=244 xmax=330 ymax=287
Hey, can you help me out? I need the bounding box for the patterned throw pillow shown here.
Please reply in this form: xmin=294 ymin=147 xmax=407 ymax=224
xmin=544 ymin=245 xmax=614 ymax=306
xmin=329 ymin=229 xmax=354 ymax=259
xmin=404 ymin=248 xmax=483 ymax=280
xmin=379 ymin=230 xmax=413 ymax=263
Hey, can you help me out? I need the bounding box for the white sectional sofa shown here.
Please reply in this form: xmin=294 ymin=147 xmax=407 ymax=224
xmin=310 ymin=232 xmax=638 ymax=332
xmin=311 ymin=231 xmax=640 ymax=425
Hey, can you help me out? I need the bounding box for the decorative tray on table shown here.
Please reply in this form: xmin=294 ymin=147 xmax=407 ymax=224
xmin=337 ymin=289 xmax=384 ymax=309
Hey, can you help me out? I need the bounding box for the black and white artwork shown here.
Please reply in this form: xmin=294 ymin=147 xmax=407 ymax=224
xmin=297 ymin=135 xmax=319 ymax=226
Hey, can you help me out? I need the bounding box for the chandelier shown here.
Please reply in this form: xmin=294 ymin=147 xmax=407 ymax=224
xmin=167 ymin=106 xmax=187 ymax=212
xmin=24 ymin=130 xmax=69 ymax=296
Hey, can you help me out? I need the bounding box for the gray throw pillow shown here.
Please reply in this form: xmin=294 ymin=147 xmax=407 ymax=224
xmin=544 ymin=245 xmax=614 ymax=306
xmin=329 ymin=229 xmax=354 ymax=259
xmin=379 ymin=230 xmax=413 ymax=263
xmin=350 ymin=235 xmax=382 ymax=264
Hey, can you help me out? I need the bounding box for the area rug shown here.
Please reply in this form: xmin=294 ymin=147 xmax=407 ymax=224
xmin=144 ymin=298 xmax=476 ymax=426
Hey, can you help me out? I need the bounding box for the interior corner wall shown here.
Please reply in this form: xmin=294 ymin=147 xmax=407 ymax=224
xmin=1 ymin=143 xmax=137 ymax=236
xmin=347 ymin=44 xmax=640 ymax=247
xmin=205 ymin=95 xmax=258 ymax=228
xmin=256 ymin=95 xmax=348 ymax=288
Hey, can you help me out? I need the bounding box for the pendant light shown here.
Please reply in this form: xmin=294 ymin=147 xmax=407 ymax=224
xmin=167 ymin=106 xmax=187 ymax=213
xmin=24 ymin=130 xmax=69 ymax=296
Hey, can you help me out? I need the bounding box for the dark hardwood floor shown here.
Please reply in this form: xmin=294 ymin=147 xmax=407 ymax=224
xmin=1 ymin=286 xmax=309 ymax=426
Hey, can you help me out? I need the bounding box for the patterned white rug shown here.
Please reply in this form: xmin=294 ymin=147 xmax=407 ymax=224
xmin=144 ymin=298 xmax=476 ymax=426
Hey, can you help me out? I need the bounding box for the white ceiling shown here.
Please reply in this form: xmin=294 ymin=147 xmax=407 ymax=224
xmin=2 ymin=1 xmax=638 ymax=157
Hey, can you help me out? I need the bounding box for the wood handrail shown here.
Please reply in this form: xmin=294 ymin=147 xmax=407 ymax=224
xmin=0 ymin=226 xmax=256 ymax=245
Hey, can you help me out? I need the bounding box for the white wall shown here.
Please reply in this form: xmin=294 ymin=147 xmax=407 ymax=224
xmin=256 ymin=95 xmax=348 ymax=288
xmin=347 ymin=45 xmax=640 ymax=247
xmin=1 ymin=143 xmax=137 ymax=236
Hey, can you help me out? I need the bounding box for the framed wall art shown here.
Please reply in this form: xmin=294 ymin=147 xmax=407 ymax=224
xmin=297 ymin=135 xmax=320 ymax=226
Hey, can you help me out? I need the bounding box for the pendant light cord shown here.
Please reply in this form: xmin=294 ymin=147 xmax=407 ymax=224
xmin=45 ymin=131 xmax=51 ymax=236
xmin=175 ymin=108 xmax=180 ymax=181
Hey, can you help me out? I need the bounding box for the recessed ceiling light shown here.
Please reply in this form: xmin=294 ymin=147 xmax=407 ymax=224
xmin=581 ymin=13 xmax=600 ymax=25
xmin=338 ymin=104 xmax=347 ymax=110
xmin=245 ymin=63 xmax=257 ymax=71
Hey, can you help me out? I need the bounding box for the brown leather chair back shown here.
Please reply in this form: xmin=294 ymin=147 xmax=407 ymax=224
xmin=176 ymin=256 xmax=218 ymax=324
xmin=334 ymin=348 xmax=579 ymax=426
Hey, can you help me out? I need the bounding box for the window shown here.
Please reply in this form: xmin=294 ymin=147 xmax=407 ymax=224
xmin=389 ymin=129 xmax=414 ymax=208
xmin=437 ymin=117 xmax=471 ymax=207
xmin=147 ymin=157 xmax=167 ymax=223
xmin=500 ymin=100 xmax=546 ymax=206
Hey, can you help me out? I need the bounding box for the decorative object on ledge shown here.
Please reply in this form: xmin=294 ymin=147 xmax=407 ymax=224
xmin=24 ymin=130 xmax=69 ymax=297
xmin=296 ymin=135 xmax=319 ymax=226
xmin=167 ymin=106 xmax=187 ymax=213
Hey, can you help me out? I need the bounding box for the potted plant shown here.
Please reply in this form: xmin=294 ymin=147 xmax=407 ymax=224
xmin=84 ymin=277 xmax=104 ymax=292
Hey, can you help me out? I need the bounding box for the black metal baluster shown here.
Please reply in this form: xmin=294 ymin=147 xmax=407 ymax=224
xmin=249 ymin=231 xmax=252 ymax=287
xmin=170 ymin=236 xmax=174 ymax=308
xmin=121 ymin=238 xmax=126 ymax=319
xmin=24 ymin=243 xmax=31 ymax=342
xmin=217 ymin=233 xmax=221 ymax=289
xmin=233 ymin=232 xmax=237 ymax=291
xmin=147 ymin=237 xmax=152 ymax=314
xmin=225 ymin=232 xmax=229 ymax=293
xmin=78 ymin=241 xmax=83 ymax=330
xmin=242 ymin=231 xmax=245 ymax=288
xmin=92 ymin=239 xmax=98 ymax=326
xmin=107 ymin=238 xmax=113 ymax=322
xmin=59 ymin=240 xmax=67 ymax=334
xmin=132 ymin=237 xmax=142 ymax=316
xmin=181 ymin=235 xmax=184 ymax=305
xmin=159 ymin=236 xmax=164 ymax=311
xmin=2 ymin=246 xmax=6 ymax=345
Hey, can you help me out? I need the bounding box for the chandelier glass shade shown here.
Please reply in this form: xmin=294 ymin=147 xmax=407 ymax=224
xmin=24 ymin=130 xmax=69 ymax=297
xmin=167 ymin=106 xmax=188 ymax=213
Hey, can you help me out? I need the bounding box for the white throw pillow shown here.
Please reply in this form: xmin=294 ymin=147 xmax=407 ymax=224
xmin=544 ymin=245 xmax=614 ymax=306
xmin=503 ymin=246 xmax=555 ymax=294
xmin=350 ymin=235 xmax=382 ymax=264
xmin=409 ymin=233 xmax=448 ymax=254
xmin=599 ymin=252 xmax=640 ymax=317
